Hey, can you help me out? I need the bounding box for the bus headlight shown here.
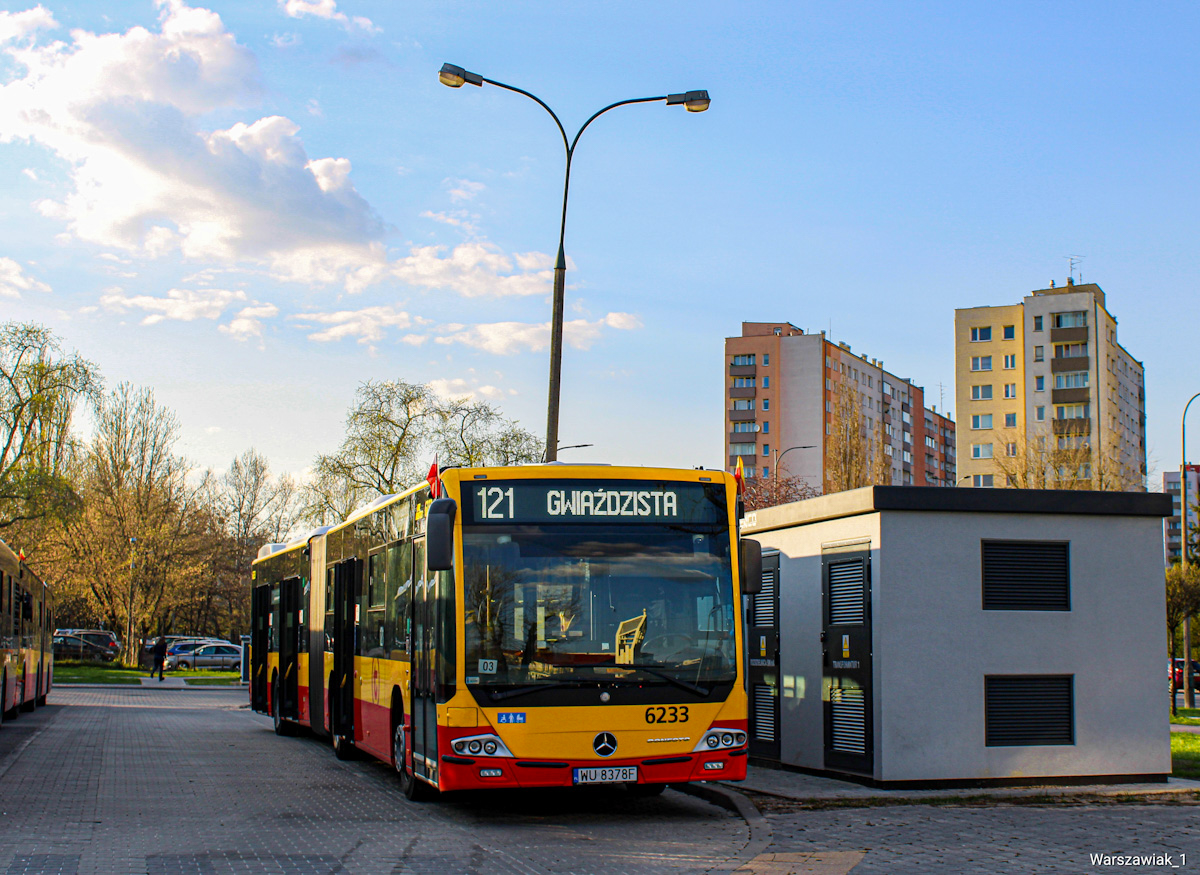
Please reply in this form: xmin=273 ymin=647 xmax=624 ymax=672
xmin=693 ymin=729 xmax=747 ymax=752
xmin=451 ymin=733 xmax=513 ymax=758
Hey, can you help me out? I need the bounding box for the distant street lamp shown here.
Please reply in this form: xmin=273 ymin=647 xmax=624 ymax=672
xmin=1181 ymin=392 xmax=1200 ymax=708
xmin=551 ymin=443 xmax=593 ymax=460
xmin=774 ymin=445 xmax=815 ymax=484
xmin=439 ymin=63 xmax=710 ymax=462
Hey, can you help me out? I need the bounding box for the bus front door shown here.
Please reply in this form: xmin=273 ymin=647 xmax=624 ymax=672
xmin=410 ymin=537 xmax=437 ymax=786
xmin=279 ymin=576 xmax=301 ymax=721
xmin=251 ymin=585 xmax=270 ymax=713
xmin=330 ymin=559 xmax=359 ymax=748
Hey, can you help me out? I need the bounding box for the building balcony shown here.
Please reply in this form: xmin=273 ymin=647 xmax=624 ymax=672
xmin=1050 ymin=326 xmax=1089 ymax=344
xmin=1051 ymin=356 xmax=1089 ymax=373
xmin=728 ymin=410 xmax=756 ymax=422
xmin=728 ymin=387 xmax=757 ymax=399
xmin=1052 ymin=418 xmax=1092 ymax=435
xmin=729 ymin=364 xmax=756 ymax=377
xmin=1051 ymin=387 xmax=1091 ymax=405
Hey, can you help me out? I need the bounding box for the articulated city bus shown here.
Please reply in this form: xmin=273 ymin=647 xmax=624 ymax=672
xmin=250 ymin=464 xmax=761 ymax=798
xmin=0 ymin=538 xmax=54 ymax=725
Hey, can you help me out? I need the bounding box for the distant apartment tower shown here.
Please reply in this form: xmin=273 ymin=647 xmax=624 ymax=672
xmin=1164 ymin=467 xmax=1200 ymax=565
xmin=955 ymin=279 xmax=1147 ymax=490
xmin=724 ymin=322 xmax=956 ymax=492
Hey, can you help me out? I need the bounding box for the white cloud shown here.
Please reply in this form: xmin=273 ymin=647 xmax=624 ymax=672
xmin=428 ymin=377 xmax=506 ymax=402
xmin=21 ymin=167 xmax=37 ymax=181
xmin=421 ymin=210 xmax=479 ymax=235
xmin=0 ymin=257 xmax=50 ymax=298
xmin=445 ymin=177 xmax=484 ymax=202
xmin=391 ymin=243 xmax=552 ymax=298
xmin=220 ymin=302 xmax=279 ymax=340
xmin=0 ymin=6 xmax=56 ymax=45
xmin=99 ymin=286 xmax=246 ymax=324
xmin=291 ymin=304 xmax=416 ymax=344
xmin=279 ymin=0 xmax=378 ymax=33
xmin=433 ymin=313 xmax=641 ymax=356
xmin=270 ymin=32 xmax=300 ymax=48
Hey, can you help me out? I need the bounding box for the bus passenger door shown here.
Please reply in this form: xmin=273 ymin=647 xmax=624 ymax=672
xmin=279 ymin=576 xmax=301 ymax=720
xmin=331 ymin=558 xmax=359 ymax=746
xmin=251 ymin=585 xmax=271 ymax=712
xmin=410 ymin=537 xmax=437 ymax=785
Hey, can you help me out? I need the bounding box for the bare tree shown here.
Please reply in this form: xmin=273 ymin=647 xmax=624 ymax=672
xmin=992 ymin=426 xmax=1145 ymax=491
xmin=0 ymin=322 xmax=100 ymax=528
xmin=825 ymin=381 xmax=889 ymax=494
xmin=744 ymin=473 xmax=819 ymax=512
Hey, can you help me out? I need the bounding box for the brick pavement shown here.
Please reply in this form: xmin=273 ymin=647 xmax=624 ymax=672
xmin=0 ymin=687 xmax=752 ymax=875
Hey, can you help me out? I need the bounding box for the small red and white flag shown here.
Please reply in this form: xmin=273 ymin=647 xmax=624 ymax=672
xmin=426 ymin=456 xmax=440 ymax=499
xmin=734 ymin=456 xmax=745 ymax=496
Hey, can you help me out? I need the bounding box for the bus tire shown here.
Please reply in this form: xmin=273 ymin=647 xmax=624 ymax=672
xmin=332 ymin=729 xmax=356 ymax=760
xmin=272 ymin=679 xmax=294 ymax=737
xmin=627 ymin=782 xmax=666 ymax=798
xmin=393 ymin=720 xmax=428 ymax=801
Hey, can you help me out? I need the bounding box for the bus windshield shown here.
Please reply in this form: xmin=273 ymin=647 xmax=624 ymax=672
xmin=462 ymin=522 xmax=736 ymax=694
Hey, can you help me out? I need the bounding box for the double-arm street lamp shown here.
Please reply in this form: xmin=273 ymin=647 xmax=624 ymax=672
xmin=1182 ymin=392 xmax=1200 ymax=708
xmin=439 ymin=63 xmax=710 ymax=462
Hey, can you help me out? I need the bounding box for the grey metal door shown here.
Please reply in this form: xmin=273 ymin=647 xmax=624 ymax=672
xmin=822 ymin=551 xmax=872 ymax=775
xmin=748 ymin=552 xmax=781 ymax=761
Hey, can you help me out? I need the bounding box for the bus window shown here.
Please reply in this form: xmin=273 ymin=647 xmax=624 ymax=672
xmin=363 ymin=550 xmax=386 ymax=657
xmin=386 ymin=539 xmax=412 ymax=657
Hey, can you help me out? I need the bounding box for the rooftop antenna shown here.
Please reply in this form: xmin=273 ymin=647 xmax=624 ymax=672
xmin=1065 ymin=254 xmax=1085 ymax=284
xmin=936 ymin=381 xmax=947 ymax=411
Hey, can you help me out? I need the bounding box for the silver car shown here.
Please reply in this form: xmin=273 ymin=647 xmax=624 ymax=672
xmin=166 ymin=643 xmax=242 ymax=670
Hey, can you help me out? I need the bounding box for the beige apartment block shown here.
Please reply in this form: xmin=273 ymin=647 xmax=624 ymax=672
xmin=955 ymin=279 xmax=1146 ymax=490
xmin=724 ymin=322 xmax=955 ymax=493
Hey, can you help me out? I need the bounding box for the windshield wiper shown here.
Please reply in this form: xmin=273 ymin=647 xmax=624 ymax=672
xmin=593 ymin=661 xmax=710 ymax=697
xmin=487 ymin=679 xmax=595 ymax=702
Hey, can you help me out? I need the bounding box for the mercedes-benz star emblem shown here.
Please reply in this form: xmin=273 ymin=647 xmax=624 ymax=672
xmin=593 ymin=732 xmax=618 ymax=757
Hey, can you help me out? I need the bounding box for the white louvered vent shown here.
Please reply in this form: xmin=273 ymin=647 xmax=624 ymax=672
xmin=753 ymin=563 xmax=778 ymax=626
xmin=830 ymin=687 xmax=866 ymax=754
xmin=752 ymin=685 xmax=776 ymax=742
xmin=828 ymin=559 xmax=865 ymax=625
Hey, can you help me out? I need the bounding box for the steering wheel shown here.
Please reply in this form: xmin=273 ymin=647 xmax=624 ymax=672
xmin=640 ymin=634 xmax=694 ymax=661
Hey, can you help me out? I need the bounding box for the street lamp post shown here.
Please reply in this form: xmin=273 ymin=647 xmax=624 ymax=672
xmin=1182 ymin=392 xmax=1200 ymax=708
xmin=774 ymin=445 xmax=815 ymax=484
xmin=439 ymin=64 xmax=710 ymax=462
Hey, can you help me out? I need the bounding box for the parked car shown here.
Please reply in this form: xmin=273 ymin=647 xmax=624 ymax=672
xmin=1171 ymin=659 xmax=1200 ymax=687
xmin=55 ymin=629 xmax=122 ymax=659
xmin=166 ymin=643 xmax=241 ymax=671
xmin=165 ymin=639 xmax=230 ymax=658
xmin=53 ymin=633 xmax=116 ymax=662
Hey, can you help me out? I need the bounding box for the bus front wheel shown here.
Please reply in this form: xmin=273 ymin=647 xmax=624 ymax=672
xmin=272 ymin=679 xmax=294 ymax=737
xmin=393 ymin=722 xmax=428 ymax=801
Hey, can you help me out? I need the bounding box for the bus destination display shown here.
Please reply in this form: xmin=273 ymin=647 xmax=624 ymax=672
xmin=460 ymin=479 xmax=725 ymax=526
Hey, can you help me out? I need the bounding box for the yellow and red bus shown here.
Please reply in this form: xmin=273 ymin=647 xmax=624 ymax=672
xmin=0 ymin=538 xmax=53 ymax=725
xmin=250 ymin=464 xmax=760 ymax=798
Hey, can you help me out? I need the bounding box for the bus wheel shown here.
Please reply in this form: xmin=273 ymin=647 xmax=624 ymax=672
xmin=627 ymin=782 xmax=666 ymax=798
xmin=393 ymin=722 xmax=428 ymax=801
xmin=272 ymin=680 xmax=293 ymax=736
xmin=332 ymin=729 xmax=356 ymax=760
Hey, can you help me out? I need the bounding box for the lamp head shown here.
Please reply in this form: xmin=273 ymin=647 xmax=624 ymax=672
xmin=667 ymin=89 xmax=711 ymax=112
xmin=439 ymin=63 xmax=483 ymax=88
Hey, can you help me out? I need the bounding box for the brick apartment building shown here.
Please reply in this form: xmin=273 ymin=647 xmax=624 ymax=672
xmin=724 ymin=322 xmax=956 ymax=492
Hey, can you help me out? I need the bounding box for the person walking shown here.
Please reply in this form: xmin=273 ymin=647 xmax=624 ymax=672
xmin=151 ymin=636 xmax=168 ymax=682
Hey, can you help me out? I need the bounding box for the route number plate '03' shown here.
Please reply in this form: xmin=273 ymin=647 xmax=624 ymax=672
xmin=573 ymin=766 xmax=638 ymax=785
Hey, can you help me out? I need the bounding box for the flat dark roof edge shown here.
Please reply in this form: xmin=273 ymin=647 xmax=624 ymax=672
xmin=744 ymin=485 xmax=1171 ymax=534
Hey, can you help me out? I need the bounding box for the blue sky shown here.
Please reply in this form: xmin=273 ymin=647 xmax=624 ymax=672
xmin=1 ymin=1 xmax=1197 ymax=484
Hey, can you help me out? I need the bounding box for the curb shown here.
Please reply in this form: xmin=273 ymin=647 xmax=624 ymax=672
xmin=673 ymin=781 xmax=772 ymax=871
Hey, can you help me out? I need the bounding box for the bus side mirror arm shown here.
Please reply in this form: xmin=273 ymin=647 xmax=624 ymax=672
xmin=427 ymin=498 xmax=457 ymax=571
xmin=740 ymin=539 xmax=762 ymax=596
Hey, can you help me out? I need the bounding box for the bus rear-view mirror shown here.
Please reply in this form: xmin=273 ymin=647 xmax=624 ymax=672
xmin=740 ymin=539 xmax=762 ymax=596
xmin=427 ymin=498 xmax=457 ymax=571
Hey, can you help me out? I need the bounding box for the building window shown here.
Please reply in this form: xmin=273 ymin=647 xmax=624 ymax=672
xmin=1052 ymin=311 xmax=1087 ymax=329
xmin=762 ymin=399 xmax=770 ymax=411
xmin=903 ymin=450 xmax=912 ymax=463
xmin=732 ymin=354 xmax=755 ymax=366
xmin=1006 ymin=442 xmax=1017 ymax=456
xmin=972 ymin=443 xmax=993 ymax=459
xmin=1003 ymin=325 xmax=1015 ymax=340
xmin=762 ymin=354 xmax=769 ymax=366
xmin=1035 ymin=406 xmax=1045 ymax=421
xmin=1055 ymin=372 xmax=1089 ymax=389
xmin=761 ymin=376 xmax=770 ymax=388
xmin=971 ymin=414 xmax=993 ymax=430
xmin=1035 ymin=376 xmax=1045 ymax=391
xmin=826 ymin=379 xmax=832 ymax=390
xmin=762 ymin=444 xmax=770 ymax=457
xmin=762 ymin=466 xmax=769 ymax=478
xmin=729 ymin=443 xmax=756 ymax=456
xmin=1003 ymin=354 xmax=1016 ymax=369
xmin=1056 ymin=403 xmax=1089 ymax=420
xmin=1033 ymin=315 xmax=1043 ymax=331
xmin=762 ymin=421 xmax=769 ymax=434
xmin=743 ymin=466 xmax=757 ymax=477
xmin=732 ymin=422 xmax=759 ymax=433
xmin=733 ymin=377 xmax=755 ymax=388
xmin=1054 ymin=342 xmax=1088 ymax=359
xmin=1005 ymin=413 xmax=1017 ymax=428
xmin=973 ymin=474 xmax=994 ymax=487
xmin=1003 ymin=383 xmax=1016 ymax=399
xmin=1034 ymin=345 xmax=1044 ymax=362
xmin=970 ymin=356 xmax=993 ymax=372
xmin=971 ymin=385 xmax=993 ymax=400
xmin=971 ymin=326 xmax=992 ymax=342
